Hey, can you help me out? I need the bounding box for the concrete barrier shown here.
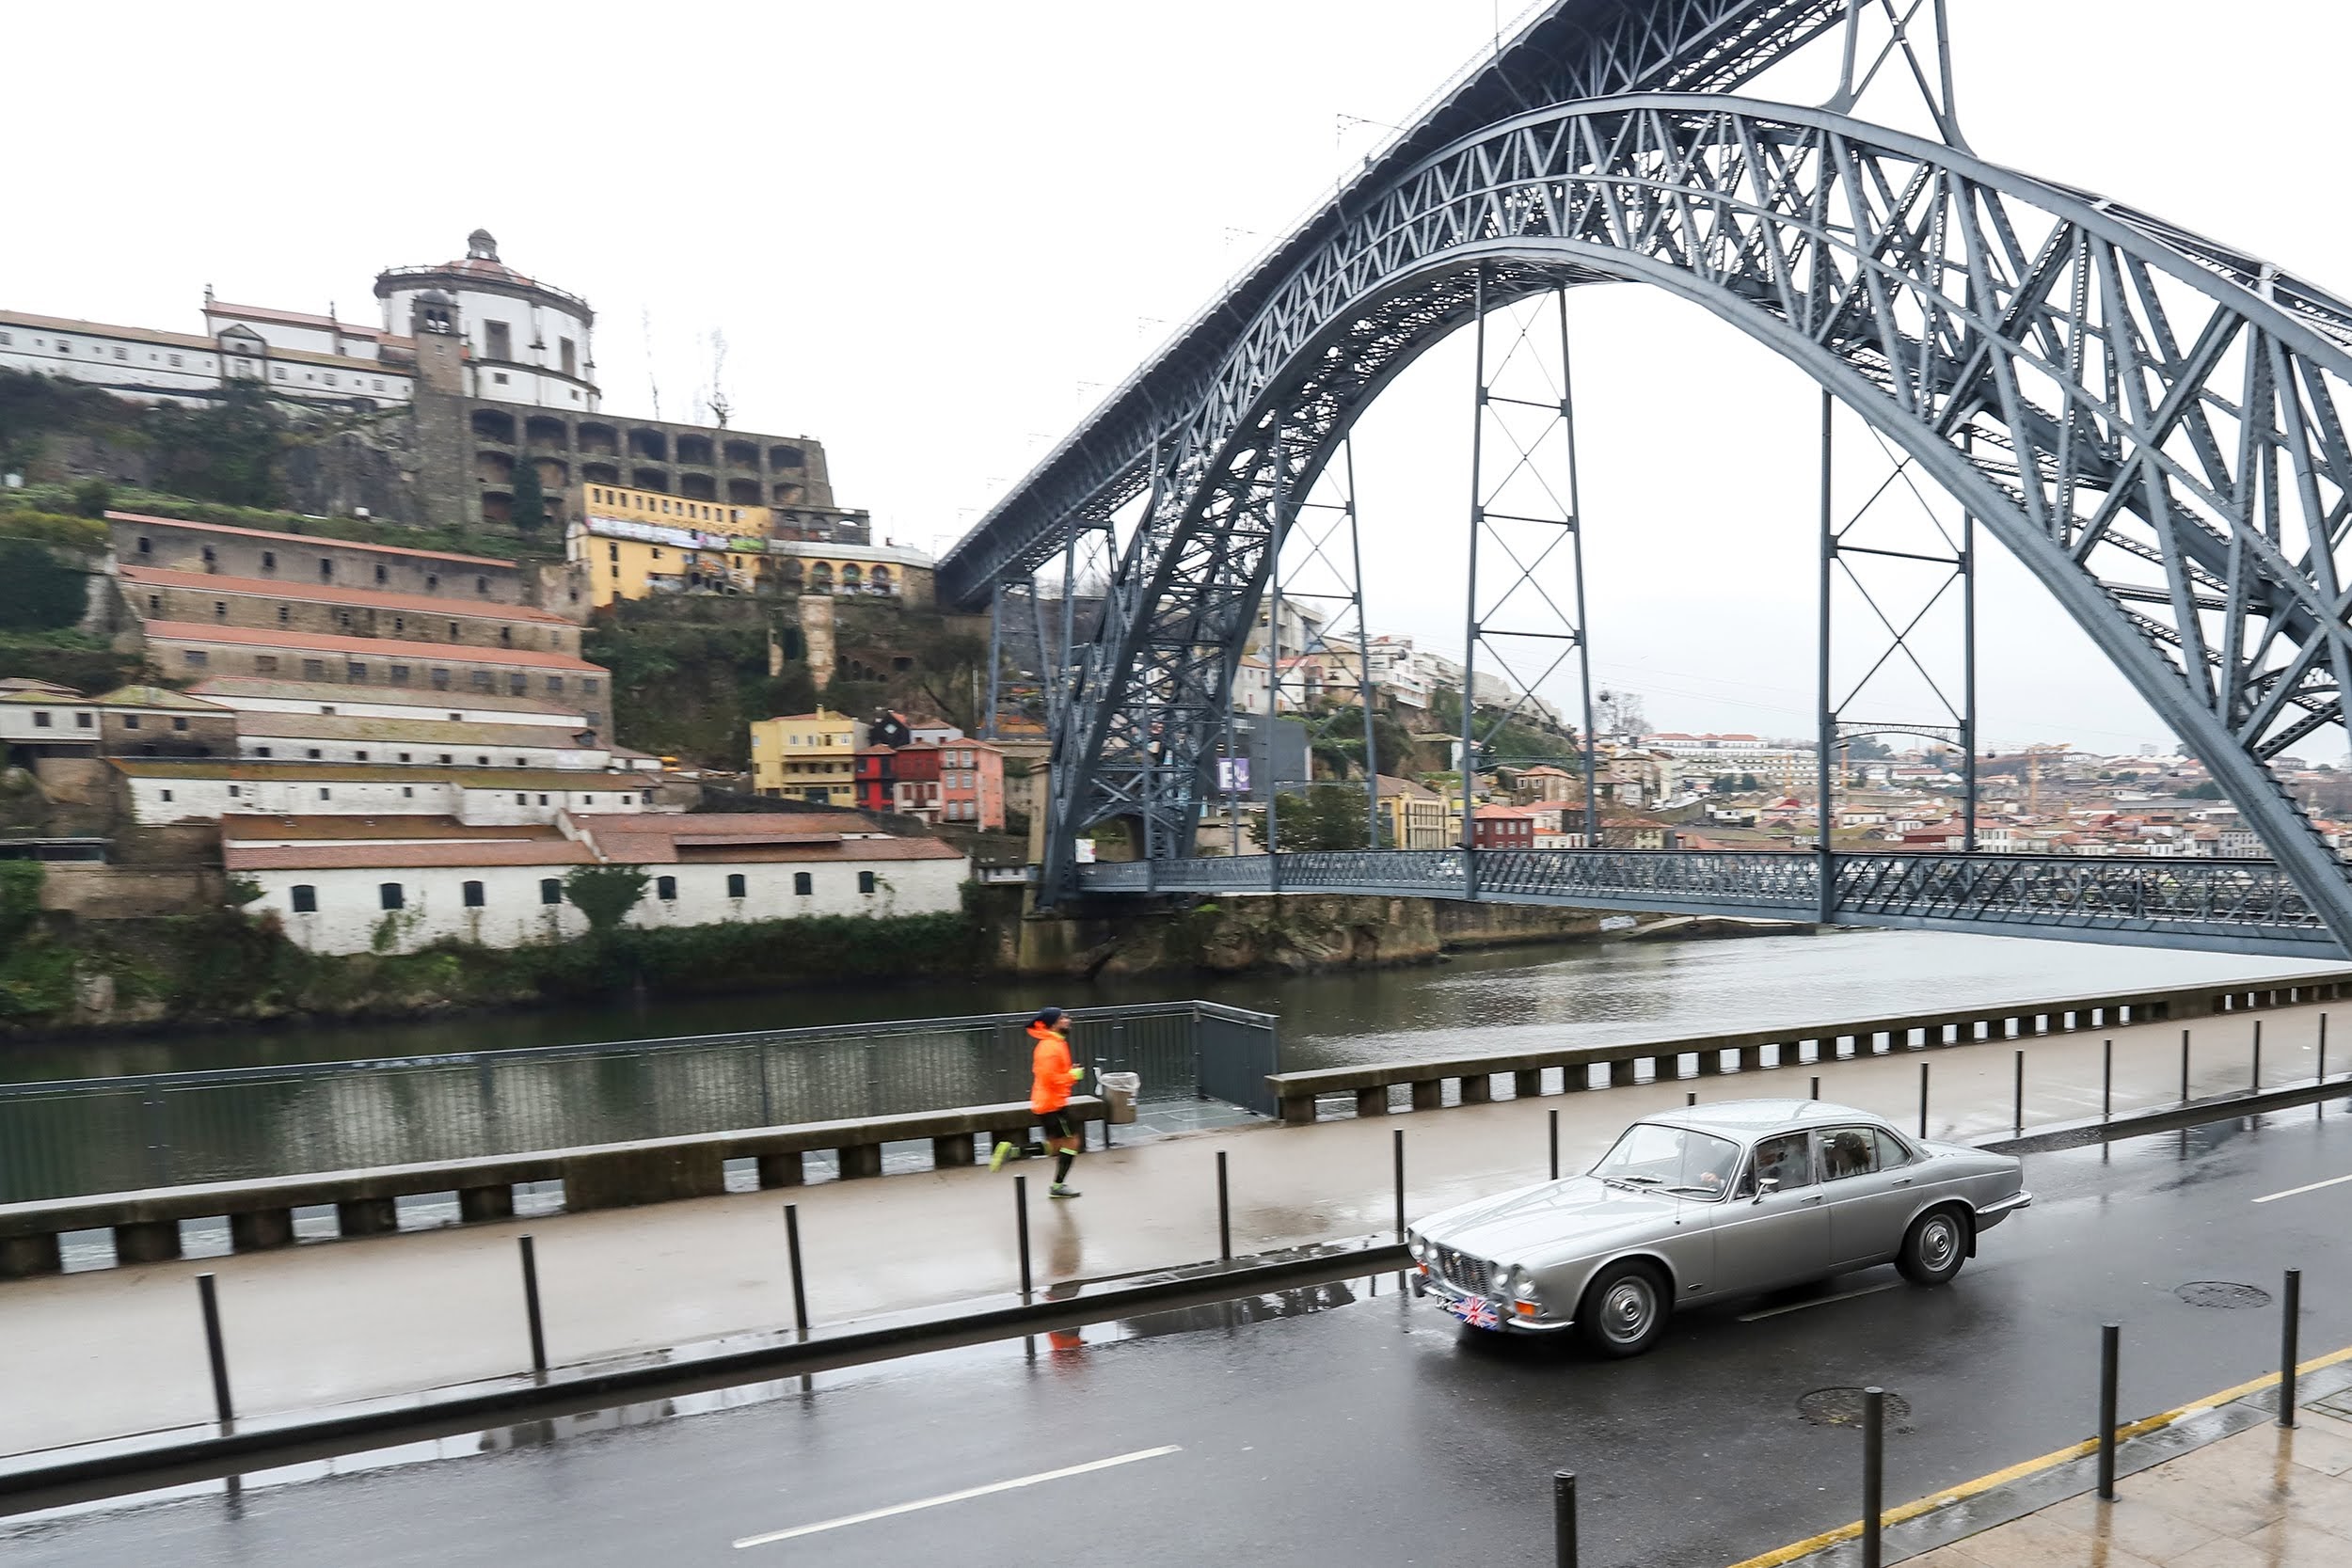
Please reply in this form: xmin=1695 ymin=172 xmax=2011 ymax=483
xmin=0 ymin=1097 xmax=1105 ymax=1280
xmin=1263 ymin=973 xmax=2352 ymax=1123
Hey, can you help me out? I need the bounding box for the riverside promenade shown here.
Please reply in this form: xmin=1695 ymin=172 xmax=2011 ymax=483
xmin=0 ymin=992 xmax=2336 ymax=1457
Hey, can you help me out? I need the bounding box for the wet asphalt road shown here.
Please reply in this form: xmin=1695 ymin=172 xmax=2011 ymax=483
xmin=11 ymin=1107 xmax=2352 ymax=1568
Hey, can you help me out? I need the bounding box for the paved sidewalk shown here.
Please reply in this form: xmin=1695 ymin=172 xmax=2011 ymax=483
xmin=0 ymin=995 xmax=2331 ymax=1455
xmin=1903 ymin=1391 xmax=2352 ymax=1567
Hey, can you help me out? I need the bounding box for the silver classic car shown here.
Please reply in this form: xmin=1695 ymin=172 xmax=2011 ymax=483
xmin=1406 ymin=1099 xmax=2029 ymax=1356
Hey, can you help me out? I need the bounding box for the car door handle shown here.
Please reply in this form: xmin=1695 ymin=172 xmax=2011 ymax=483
xmin=1893 ymin=1178 xmax=1914 ymax=1187
xmin=1800 ymin=1195 xmax=1822 ymax=1205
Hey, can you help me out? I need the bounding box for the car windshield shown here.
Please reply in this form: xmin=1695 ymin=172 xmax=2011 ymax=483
xmin=1590 ymin=1123 xmax=1743 ymax=1199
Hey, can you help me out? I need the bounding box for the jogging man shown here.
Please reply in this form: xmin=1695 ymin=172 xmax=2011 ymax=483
xmin=990 ymin=1007 xmax=1086 ymax=1197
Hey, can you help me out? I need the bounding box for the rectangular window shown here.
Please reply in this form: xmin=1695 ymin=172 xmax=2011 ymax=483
xmin=255 ymin=655 xmax=278 ymax=674
xmin=278 ymin=607 xmax=291 ymax=624
xmin=463 ymin=880 xmax=485 ymax=908
xmin=261 ymin=551 xmax=276 ymax=572
xmin=123 ymin=714 xmax=141 ymax=731
xmin=858 ymin=871 xmax=878 ymax=895
xmin=303 ymin=658 xmax=325 ymax=679
xmin=254 ymin=746 xmax=271 ymax=757
xmin=319 ymin=559 xmax=333 ymax=581
xmin=160 ymin=788 xmax=172 ymax=801
xmin=31 ymin=712 xmax=50 ymax=729
xmin=562 ymin=338 xmax=577 ymax=376
xmin=378 ymin=882 xmax=404 ymax=911
xmin=726 ymin=873 xmax=747 ymax=898
xmin=389 ymin=664 xmax=409 ymax=685
xmin=74 ymin=712 xmax=91 ymax=729
xmin=347 ymin=662 xmax=368 ymax=682
xmin=183 ymin=650 xmax=208 ymax=668
xmin=582 ymin=679 xmax=600 ymax=696
xmin=291 ymin=885 xmax=317 ymax=913
xmin=213 ymin=601 xmax=227 ymax=620
xmin=656 ymin=876 xmax=677 ymax=901
xmin=547 ymin=676 xmax=564 ymax=694
xmin=541 ymin=879 xmax=562 ymax=906
xmin=471 ymin=671 xmax=494 ymax=691
xmin=485 ymin=321 xmax=511 ymax=359
xmin=509 ymin=673 xmax=528 ymax=695
xmin=793 ymin=872 xmax=812 ymax=896
xmin=432 ymin=668 xmax=451 ymax=689
xmin=172 ymin=717 xmax=189 ymax=732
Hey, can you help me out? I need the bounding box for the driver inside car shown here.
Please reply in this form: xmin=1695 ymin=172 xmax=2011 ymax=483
xmin=1747 ymin=1132 xmax=1812 ymax=1196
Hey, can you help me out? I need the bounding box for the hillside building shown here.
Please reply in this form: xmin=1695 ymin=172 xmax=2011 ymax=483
xmin=749 ymin=709 xmax=867 ymax=804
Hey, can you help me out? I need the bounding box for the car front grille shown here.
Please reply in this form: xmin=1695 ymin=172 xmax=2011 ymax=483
xmin=1434 ymin=1245 xmax=1493 ymax=1296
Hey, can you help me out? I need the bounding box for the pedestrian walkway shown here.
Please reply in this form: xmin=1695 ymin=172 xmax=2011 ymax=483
xmin=0 ymin=994 xmax=2333 ymax=1458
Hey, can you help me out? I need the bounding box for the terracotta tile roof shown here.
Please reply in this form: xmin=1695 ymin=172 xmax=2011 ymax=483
xmin=227 ymin=840 xmax=595 ymax=872
xmin=142 ymin=620 xmax=604 ymax=673
xmin=0 ymin=309 xmax=215 ymax=352
xmin=219 ymin=814 xmax=564 ymax=842
xmin=107 ymin=512 xmax=518 ymax=569
xmin=203 ymin=301 xmax=385 ymax=338
xmin=589 ymin=832 xmax=963 ymax=866
xmin=186 ymin=676 xmax=587 ymax=719
xmin=0 ymin=679 xmax=82 ymax=696
xmin=121 ymin=564 xmax=576 ymax=625
xmin=590 ymin=810 xmax=877 ymax=837
xmin=110 ymin=757 xmax=655 ymax=790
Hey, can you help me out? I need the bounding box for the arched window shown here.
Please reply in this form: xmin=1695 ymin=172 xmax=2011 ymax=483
xmin=809 ymin=562 xmax=834 ymax=591
xmin=378 ymin=882 xmax=405 ymax=911
xmin=857 ymin=871 xmax=878 ymax=895
xmin=793 ymin=872 xmax=812 ymax=896
xmin=462 ymin=880 xmax=485 ymax=908
xmin=726 ymin=873 xmax=747 ymax=898
xmin=656 ymin=876 xmax=677 ymax=901
xmin=291 ymin=885 xmax=317 ymax=913
xmin=840 ymin=563 xmax=862 ymax=591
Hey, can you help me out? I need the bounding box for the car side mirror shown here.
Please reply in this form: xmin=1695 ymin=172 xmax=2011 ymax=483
xmin=1753 ymin=1176 xmax=1779 ymax=1204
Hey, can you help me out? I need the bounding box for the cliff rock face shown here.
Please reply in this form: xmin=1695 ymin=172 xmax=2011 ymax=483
xmin=1013 ymin=895 xmax=1619 ymax=978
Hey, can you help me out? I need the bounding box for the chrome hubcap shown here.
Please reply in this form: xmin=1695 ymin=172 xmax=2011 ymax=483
xmin=1919 ymin=1218 xmax=1957 ymax=1268
xmin=1601 ymin=1277 xmax=1654 ymax=1342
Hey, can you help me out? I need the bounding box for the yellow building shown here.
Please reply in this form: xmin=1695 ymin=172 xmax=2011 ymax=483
xmin=750 ymin=708 xmax=867 ymax=804
xmin=1377 ymin=776 xmax=1463 ymax=849
xmin=570 ymin=483 xmax=771 ymax=608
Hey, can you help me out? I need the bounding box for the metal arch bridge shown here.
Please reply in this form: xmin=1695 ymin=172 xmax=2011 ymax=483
xmin=941 ymin=0 xmax=2352 ymax=960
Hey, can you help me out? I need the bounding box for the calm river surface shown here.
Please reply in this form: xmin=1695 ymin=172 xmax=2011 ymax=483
xmin=3 ymin=928 xmax=2337 ymax=1085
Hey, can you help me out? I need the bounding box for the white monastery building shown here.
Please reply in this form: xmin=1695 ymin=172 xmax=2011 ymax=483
xmin=1 ymin=230 xmax=594 ymax=413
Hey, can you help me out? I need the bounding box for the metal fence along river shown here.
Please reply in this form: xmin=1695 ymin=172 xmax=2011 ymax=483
xmin=0 ymin=1001 xmax=1279 ymax=1204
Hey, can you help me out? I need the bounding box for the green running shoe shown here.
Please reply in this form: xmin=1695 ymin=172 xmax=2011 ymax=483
xmin=990 ymin=1141 xmax=1018 ymax=1173
xmin=1049 ymin=1183 xmax=1081 ymax=1199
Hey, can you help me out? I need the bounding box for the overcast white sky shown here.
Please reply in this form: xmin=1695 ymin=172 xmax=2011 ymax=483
xmin=8 ymin=2 xmax=2346 ymax=755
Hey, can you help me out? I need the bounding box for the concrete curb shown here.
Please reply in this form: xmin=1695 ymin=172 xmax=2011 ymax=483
xmin=0 ymin=1233 xmax=1406 ymax=1517
xmin=1973 ymin=1070 xmax=2352 ymax=1155
xmin=1725 ymin=1355 xmax=2352 ymax=1566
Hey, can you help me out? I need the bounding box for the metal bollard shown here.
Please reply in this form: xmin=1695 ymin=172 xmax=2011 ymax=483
xmin=196 ymin=1273 xmax=234 ymax=1426
xmin=1014 ymin=1174 xmax=1032 ymax=1297
xmin=1216 ymin=1150 xmax=1232 ymax=1262
xmin=518 ymin=1233 xmax=548 ymax=1373
xmin=2182 ymin=1029 xmax=2192 ymax=1102
xmin=2097 ymin=1323 xmax=2120 ymax=1500
xmin=2253 ymin=1020 xmax=2263 ymax=1092
xmin=1918 ymin=1061 xmax=1930 ymax=1139
xmin=1861 ymin=1386 xmax=1884 ymax=1568
xmin=1553 ymin=1468 xmax=1579 ymax=1568
xmin=783 ymin=1204 xmax=809 ymax=1336
xmin=2323 ymin=1013 xmax=2330 ymax=1084
xmin=2103 ymin=1038 xmax=2113 ymax=1122
xmin=2281 ymin=1268 xmax=2302 ymax=1428
xmin=1549 ymin=1108 xmax=1559 ymax=1181
xmin=2012 ymin=1049 xmax=2024 ymax=1135
xmin=1393 ymin=1129 xmax=1406 ymax=1242
xmin=1810 ymin=1074 xmax=1820 ymax=1101
xmin=1687 ymin=1091 xmax=1697 ymax=1107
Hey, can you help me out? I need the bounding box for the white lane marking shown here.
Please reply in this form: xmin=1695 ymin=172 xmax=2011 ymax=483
xmin=731 ymin=1445 xmax=1183 ymax=1549
xmin=2252 ymin=1171 xmax=2352 ymax=1204
xmin=1737 ymin=1280 xmax=1901 ymax=1322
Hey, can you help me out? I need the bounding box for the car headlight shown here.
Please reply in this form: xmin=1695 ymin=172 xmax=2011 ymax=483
xmin=1506 ymin=1265 xmax=1536 ymax=1300
xmin=1406 ymin=1234 xmax=1424 ymax=1259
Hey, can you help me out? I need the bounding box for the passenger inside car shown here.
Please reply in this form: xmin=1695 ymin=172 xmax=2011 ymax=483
xmin=1744 ymin=1132 xmax=1814 ymax=1195
xmin=1820 ymin=1129 xmax=1875 ymax=1180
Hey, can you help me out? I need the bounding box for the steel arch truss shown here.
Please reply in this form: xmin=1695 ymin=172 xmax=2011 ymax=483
xmin=1040 ymin=94 xmax=2352 ymax=951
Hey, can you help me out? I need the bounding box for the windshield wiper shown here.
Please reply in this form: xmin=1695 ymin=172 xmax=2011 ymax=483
xmin=1613 ymin=1174 xmax=1663 ymax=1186
xmin=1660 ymin=1183 xmax=1721 ymax=1197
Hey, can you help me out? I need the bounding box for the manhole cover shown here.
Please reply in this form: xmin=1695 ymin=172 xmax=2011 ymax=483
xmin=1799 ymin=1387 xmax=1912 ymax=1427
xmin=2176 ymin=1281 xmax=2273 ymax=1309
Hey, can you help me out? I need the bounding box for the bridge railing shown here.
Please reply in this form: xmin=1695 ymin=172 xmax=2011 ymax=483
xmin=0 ymin=1000 xmax=1279 ymax=1205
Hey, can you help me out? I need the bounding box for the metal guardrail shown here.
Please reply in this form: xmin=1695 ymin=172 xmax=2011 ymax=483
xmin=1074 ymin=850 xmax=2346 ymax=957
xmin=0 ymin=1002 xmax=1279 ymax=1205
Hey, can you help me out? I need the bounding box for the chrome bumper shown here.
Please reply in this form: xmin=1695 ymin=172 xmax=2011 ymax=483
xmin=1974 ymin=1190 xmax=2032 ymax=1230
xmin=1410 ymin=1266 xmax=1573 ymax=1334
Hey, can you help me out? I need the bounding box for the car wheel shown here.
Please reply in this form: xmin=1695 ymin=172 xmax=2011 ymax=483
xmin=1578 ymin=1259 xmax=1669 ymax=1358
xmin=1897 ymin=1208 xmax=1968 ymax=1286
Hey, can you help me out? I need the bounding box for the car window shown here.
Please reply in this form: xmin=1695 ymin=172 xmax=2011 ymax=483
xmin=1741 ymin=1132 xmax=1817 ymax=1196
xmin=1870 ymin=1129 xmax=1914 ymax=1169
xmin=1592 ymin=1123 xmax=1743 ymax=1198
xmin=1816 ymin=1127 xmax=1879 ymax=1181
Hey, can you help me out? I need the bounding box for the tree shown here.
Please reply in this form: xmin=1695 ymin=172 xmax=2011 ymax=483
xmin=1249 ymin=784 xmax=1374 ymax=850
xmin=1708 ymin=775 xmax=1740 ymax=796
xmin=0 ymin=541 xmax=86 ymax=631
xmin=1845 ymin=735 xmax=1893 ymax=761
xmin=563 ymin=863 xmax=650 ymax=935
xmin=70 ymin=479 xmax=112 ymax=517
xmin=2182 ymin=781 xmax=2225 ymax=800
xmin=1738 ymin=772 xmax=1760 ymax=791
xmin=510 ymin=458 xmax=548 ymax=534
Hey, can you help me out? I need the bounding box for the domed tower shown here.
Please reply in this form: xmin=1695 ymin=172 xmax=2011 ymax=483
xmin=375 ymin=230 xmax=596 ymax=411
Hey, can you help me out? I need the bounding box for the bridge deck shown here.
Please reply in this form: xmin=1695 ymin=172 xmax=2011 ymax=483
xmin=1076 ymin=850 xmax=2345 ymax=958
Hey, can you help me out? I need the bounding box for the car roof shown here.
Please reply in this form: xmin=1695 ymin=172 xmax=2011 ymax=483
xmin=1643 ymin=1099 xmax=1890 ymax=1138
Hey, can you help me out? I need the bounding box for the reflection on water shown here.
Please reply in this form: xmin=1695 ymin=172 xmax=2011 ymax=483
xmin=1 ymin=927 xmax=2331 ymax=1085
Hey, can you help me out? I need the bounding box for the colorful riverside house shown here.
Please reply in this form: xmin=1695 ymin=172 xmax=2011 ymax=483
xmin=749 ymin=709 xmax=866 ymax=805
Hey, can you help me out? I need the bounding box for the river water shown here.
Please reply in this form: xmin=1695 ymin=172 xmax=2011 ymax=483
xmin=3 ymin=928 xmax=2336 ymax=1085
